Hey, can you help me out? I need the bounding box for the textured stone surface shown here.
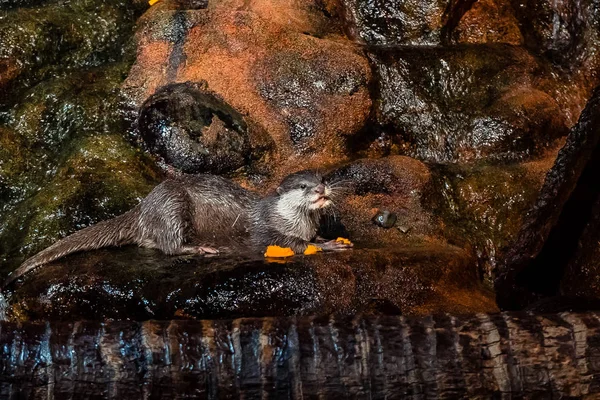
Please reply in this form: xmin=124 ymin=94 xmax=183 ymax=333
xmin=0 ymin=2 xmax=159 ymax=273
xmin=497 ymin=86 xmax=600 ymax=309
xmin=453 ymin=0 xmax=524 ymax=44
xmin=0 ymin=131 xmax=160 ymax=275
xmin=137 ymin=82 xmax=251 ymax=174
xmin=561 ymin=197 xmax=600 ymax=299
xmin=340 ymin=0 xmax=453 ymax=45
xmin=370 ymin=45 xmax=572 ymax=163
xmin=326 ymin=156 xmax=435 ymax=249
xmin=0 ymin=0 xmax=145 ymax=106
xmin=123 ymin=0 xmax=372 ymax=174
xmin=430 ymin=160 xmax=548 ymax=285
xmin=510 ymin=0 xmax=600 ymax=74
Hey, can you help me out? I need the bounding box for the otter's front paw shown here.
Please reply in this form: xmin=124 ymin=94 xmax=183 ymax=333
xmin=318 ymin=240 xmax=353 ymax=251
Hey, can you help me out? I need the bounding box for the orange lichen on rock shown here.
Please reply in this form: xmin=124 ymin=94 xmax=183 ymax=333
xmin=304 ymin=244 xmax=323 ymax=255
xmin=122 ymin=41 xmax=173 ymax=104
xmin=264 ymin=245 xmax=295 ymax=258
xmin=123 ymin=0 xmax=372 ymax=174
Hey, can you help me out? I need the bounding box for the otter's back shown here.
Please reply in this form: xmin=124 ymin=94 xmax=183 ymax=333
xmin=179 ymin=174 xmax=258 ymax=246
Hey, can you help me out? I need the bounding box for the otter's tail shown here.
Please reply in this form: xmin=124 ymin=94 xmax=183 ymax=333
xmin=5 ymin=209 xmax=139 ymax=286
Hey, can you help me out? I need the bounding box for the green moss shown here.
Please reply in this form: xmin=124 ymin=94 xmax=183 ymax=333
xmin=12 ymin=62 xmax=132 ymax=147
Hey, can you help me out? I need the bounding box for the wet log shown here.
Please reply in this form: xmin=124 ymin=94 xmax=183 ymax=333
xmin=1 ymin=312 xmax=600 ymax=399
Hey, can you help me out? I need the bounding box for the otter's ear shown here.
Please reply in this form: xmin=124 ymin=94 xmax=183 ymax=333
xmin=276 ymin=186 xmax=284 ymax=195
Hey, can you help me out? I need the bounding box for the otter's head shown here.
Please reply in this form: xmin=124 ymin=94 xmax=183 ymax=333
xmin=276 ymin=170 xmax=332 ymax=211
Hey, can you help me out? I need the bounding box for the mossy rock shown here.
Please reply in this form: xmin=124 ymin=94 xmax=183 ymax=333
xmin=429 ymin=162 xmax=541 ymax=285
xmin=0 ymin=134 xmax=160 ymax=275
xmin=0 ymin=0 xmax=145 ymax=105
xmin=0 ymin=62 xmax=140 ymax=239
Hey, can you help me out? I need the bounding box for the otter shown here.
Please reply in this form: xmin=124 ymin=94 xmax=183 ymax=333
xmin=6 ymin=170 xmax=351 ymax=285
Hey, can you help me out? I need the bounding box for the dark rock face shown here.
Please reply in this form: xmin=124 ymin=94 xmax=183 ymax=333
xmin=562 ymin=196 xmax=600 ymax=299
xmin=0 ymin=0 xmax=49 ymax=9
xmin=452 ymin=0 xmax=524 ymax=44
xmin=0 ymin=0 xmax=146 ymax=106
xmin=545 ymin=120 xmax=600 ymax=301
xmin=497 ymin=85 xmax=600 ymax=309
xmin=430 ymin=162 xmax=543 ymax=285
xmin=137 ymin=82 xmax=250 ymax=173
xmin=370 ymin=45 xmax=570 ymax=163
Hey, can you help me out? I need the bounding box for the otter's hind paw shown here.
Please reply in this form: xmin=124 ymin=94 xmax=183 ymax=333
xmin=180 ymin=246 xmax=219 ymax=255
xmin=196 ymin=246 xmax=219 ymax=255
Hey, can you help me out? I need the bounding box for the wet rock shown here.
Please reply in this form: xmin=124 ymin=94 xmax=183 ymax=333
xmin=509 ymin=0 xmax=600 ymax=75
xmin=0 ymin=134 xmax=160 ymax=276
xmin=370 ymin=45 xmax=571 ymax=163
xmin=535 ymin=119 xmax=600 ymax=302
xmin=123 ymin=0 xmax=372 ymax=174
xmin=371 ymin=210 xmax=397 ymax=229
xmin=137 ymin=82 xmax=250 ymax=173
xmin=0 ymin=59 xmax=160 ymax=272
xmin=0 ymin=126 xmax=27 ymax=209
xmin=1 ymin=245 xmax=497 ymax=321
xmin=326 ymin=156 xmax=435 ymax=248
xmin=328 ymin=155 xmax=431 ymax=196
xmin=340 ymin=0 xmax=461 ymax=45
xmin=254 ymin=49 xmax=369 ymax=153
xmin=0 ymin=0 xmax=159 ymax=272
xmin=430 ymin=161 xmax=545 ymax=285
xmin=0 ymin=0 xmax=49 ymax=9
xmin=452 ymin=0 xmax=524 ymax=45
xmin=0 ymin=0 xmax=145 ymax=106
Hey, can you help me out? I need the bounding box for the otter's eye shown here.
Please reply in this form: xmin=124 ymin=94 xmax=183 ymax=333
xmin=300 ymin=184 xmax=307 ymax=189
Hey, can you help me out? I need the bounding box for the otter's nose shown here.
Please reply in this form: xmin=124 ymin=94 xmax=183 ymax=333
xmin=314 ymin=184 xmax=325 ymax=195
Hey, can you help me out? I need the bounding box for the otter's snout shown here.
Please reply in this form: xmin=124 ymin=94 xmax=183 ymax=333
xmin=314 ymin=184 xmax=326 ymax=195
